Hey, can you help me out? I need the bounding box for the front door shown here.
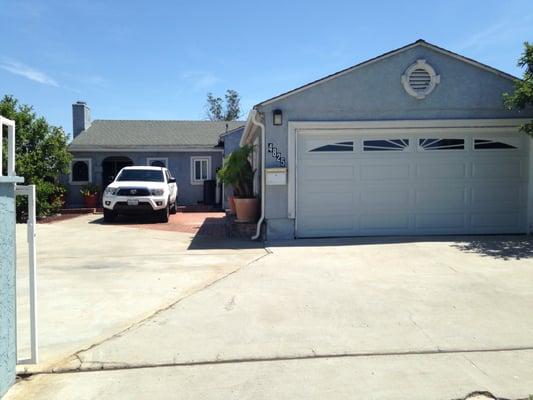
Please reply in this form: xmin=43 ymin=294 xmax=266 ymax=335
xmin=102 ymin=157 xmax=133 ymax=188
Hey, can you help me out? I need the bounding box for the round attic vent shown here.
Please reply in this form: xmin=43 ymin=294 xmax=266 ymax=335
xmin=401 ymin=59 xmax=440 ymax=99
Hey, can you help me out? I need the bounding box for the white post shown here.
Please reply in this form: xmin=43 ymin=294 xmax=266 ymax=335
xmin=0 ymin=116 xmax=16 ymax=176
xmin=7 ymin=122 xmax=15 ymax=176
xmin=15 ymin=185 xmax=38 ymax=365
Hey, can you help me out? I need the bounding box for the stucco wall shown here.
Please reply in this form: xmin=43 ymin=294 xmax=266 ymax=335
xmin=255 ymin=44 xmax=533 ymax=239
xmin=62 ymin=151 xmax=223 ymax=207
xmin=0 ymin=180 xmax=18 ymax=397
xmin=221 ymin=127 xmax=244 ymax=208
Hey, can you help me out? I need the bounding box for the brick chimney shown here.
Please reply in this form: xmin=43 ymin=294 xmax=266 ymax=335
xmin=72 ymin=101 xmax=91 ymax=138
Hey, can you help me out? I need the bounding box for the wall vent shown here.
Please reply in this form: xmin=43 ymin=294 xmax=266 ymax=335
xmin=401 ymin=59 xmax=440 ymax=99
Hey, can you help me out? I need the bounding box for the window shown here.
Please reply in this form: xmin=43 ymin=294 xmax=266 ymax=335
xmin=147 ymin=157 xmax=168 ymax=168
xmin=309 ymin=141 xmax=353 ymax=152
xmin=117 ymin=169 xmax=164 ymax=182
xmin=474 ymin=139 xmax=517 ymax=150
xmin=419 ymin=138 xmax=464 ymax=151
xmin=70 ymin=158 xmax=91 ymax=184
xmin=364 ymin=139 xmax=409 ymax=152
xmin=191 ymin=156 xmax=211 ymax=184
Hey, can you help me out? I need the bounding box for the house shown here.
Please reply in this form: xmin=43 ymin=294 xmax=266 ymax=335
xmin=64 ymin=101 xmax=243 ymax=208
xmin=240 ymin=39 xmax=533 ymax=239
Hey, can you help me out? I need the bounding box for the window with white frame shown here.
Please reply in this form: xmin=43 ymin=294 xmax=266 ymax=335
xmin=147 ymin=157 xmax=168 ymax=168
xmin=191 ymin=156 xmax=211 ymax=184
xmin=70 ymin=158 xmax=91 ymax=184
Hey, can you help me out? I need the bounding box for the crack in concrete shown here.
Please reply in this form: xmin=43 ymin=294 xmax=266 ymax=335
xmin=45 ymin=247 xmax=271 ymax=373
xmin=21 ymin=345 xmax=533 ymax=377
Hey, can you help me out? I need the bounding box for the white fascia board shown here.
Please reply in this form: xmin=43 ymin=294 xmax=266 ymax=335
xmin=239 ymin=110 xmax=257 ymax=146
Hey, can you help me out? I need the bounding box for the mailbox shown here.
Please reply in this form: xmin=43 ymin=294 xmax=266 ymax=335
xmin=266 ymin=167 xmax=287 ymax=185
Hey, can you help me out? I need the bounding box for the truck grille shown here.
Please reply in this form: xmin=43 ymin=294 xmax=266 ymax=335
xmin=117 ymin=187 xmax=150 ymax=196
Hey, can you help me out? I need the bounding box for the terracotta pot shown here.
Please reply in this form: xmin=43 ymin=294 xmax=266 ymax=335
xmin=228 ymin=196 xmax=237 ymax=215
xmin=83 ymin=194 xmax=98 ymax=208
xmin=234 ymin=197 xmax=259 ymax=222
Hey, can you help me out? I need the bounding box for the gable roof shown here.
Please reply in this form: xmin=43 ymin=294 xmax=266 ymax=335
xmin=255 ymin=39 xmax=519 ymax=107
xmin=70 ymin=120 xmax=245 ymax=151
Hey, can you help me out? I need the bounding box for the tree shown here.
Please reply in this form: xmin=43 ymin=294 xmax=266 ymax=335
xmin=504 ymin=42 xmax=533 ymax=136
xmin=205 ymin=89 xmax=241 ymax=121
xmin=0 ymin=95 xmax=72 ymax=219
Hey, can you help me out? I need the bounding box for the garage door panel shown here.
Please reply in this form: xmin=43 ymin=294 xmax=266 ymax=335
xmin=298 ymin=214 xmax=355 ymax=234
xmin=416 ymin=163 xmax=467 ymax=179
xmin=360 ymin=164 xmax=410 ymax=180
xmin=300 ymin=165 xmax=354 ymax=180
xmin=471 ymin=213 xmax=523 ymax=229
xmin=296 ymin=129 xmax=527 ymax=238
xmin=361 ymin=189 xmax=410 ymax=208
xmin=299 ymin=192 xmax=354 ymax=211
xmin=415 ymin=186 xmax=467 ymax=208
xmin=472 ymin=161 xmax=523 ymax=179
xmin=415 ymin=213 xmax=466 ymax=229
xmin=471 ymin=184 xmax=523 ymax=208
xmin=360 ymin=213 xmax=410 ymax=230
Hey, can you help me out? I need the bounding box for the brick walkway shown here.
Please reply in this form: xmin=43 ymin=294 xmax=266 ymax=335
xmin=123 ymin=212 xmax=228 ymax=237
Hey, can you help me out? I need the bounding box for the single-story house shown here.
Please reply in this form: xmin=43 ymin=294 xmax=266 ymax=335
xmin=240 ymin=39 xmax=533 ymax=239
xmin=64 ymin=103 xmax=243 ymax=207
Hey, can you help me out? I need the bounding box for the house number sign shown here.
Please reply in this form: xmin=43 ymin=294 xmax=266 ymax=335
xmin=267 ymin=143 xmax=286 ymax=167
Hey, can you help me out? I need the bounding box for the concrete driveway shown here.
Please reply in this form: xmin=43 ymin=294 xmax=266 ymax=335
xmin=13 ymin=214 xmax=265 ymax=372
xmin=7 ymin=230 xmax=533 ymax=399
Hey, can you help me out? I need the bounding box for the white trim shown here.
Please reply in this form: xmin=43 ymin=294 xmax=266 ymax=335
xmin=69 ymin=158 xmax=92 ymax=185
xmin=147 ymin=157 xmax=169 ymax=168
xmin=257 ymin=41 xmax=517 ymax=107
xmin=0 ymin=116 xmax=16 ymax=176
xmin=288 ymin=118 xmax=530 ymax=219
xmin=190 ymin=156 xmax=211 ymax=185
xmin=69 ymin=147 xmax=224 ymax=153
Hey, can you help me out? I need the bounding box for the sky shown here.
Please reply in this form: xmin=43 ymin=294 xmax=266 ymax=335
xmin=1 ymin=0 xmax=532 ymax=138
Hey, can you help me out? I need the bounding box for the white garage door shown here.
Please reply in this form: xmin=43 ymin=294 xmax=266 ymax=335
xmin=296 ymin=130 xmax=528 ymax=238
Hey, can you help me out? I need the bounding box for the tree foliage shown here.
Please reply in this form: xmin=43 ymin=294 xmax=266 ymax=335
xmin=217 ymin=144 xmax=255 ymax=198
xmin=0 ymin=95 xmax=71 ymax=218
xmin=205 ymin=89 xmax=241 ymax=121
xmin=504 ymin=42 xmax=533 ymax=136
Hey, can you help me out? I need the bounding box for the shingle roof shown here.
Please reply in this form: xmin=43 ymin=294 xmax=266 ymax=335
xmin=70 ymin=120 xmax=245 ymax=150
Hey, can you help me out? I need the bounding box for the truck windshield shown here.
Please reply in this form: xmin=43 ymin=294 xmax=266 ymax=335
xmin=117 ymin=169 xmax=164 ymax=182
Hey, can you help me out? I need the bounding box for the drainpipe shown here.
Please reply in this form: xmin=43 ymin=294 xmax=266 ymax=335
xmin=251 ymin=111 xmax=265 ymax=240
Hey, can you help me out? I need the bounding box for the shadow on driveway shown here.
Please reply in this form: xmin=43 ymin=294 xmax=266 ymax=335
xmin=267 ymin=234 xmax=533 ymax=260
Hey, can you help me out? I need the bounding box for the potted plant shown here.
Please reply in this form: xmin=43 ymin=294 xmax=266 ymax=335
xmin=217 ymin=145 xmax=259 ymax=222
xmin=80 ymin=183 xmax=100 ymax=208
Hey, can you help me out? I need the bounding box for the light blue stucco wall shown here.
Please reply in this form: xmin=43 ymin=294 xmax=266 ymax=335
xmin=255 ymin=44 xmax=533 ymax=239
xmin=221 ymin=127 xmax=244 ymax=208
xmin=0 ymin=178 xmax=22 ymax=397
xmin=62 ymin=150 xmax=223 ymax=207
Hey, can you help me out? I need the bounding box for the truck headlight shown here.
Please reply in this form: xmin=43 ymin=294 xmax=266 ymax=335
xmin=104 ymin=187 xmax=118 ymax=196
xmin=150 ymin=189 xmax=164 ymax=196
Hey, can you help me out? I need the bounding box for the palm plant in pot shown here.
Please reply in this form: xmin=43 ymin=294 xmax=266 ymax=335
xmin=80 ymin=183 xmax=100 ymax=208
xmin=217 ymin=145 xmax=259 ymax=222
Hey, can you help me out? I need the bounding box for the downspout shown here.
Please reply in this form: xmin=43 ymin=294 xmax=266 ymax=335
xmin=251 ymin=110 xmax=265 ymax=240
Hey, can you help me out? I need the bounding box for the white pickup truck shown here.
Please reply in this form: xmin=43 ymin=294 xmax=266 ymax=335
xmin=102 ymin=166 xmax=178 ymax=223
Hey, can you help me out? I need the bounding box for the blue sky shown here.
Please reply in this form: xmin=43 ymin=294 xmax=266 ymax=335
xmin=1 ymin=0 xmax=532 ymax=138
